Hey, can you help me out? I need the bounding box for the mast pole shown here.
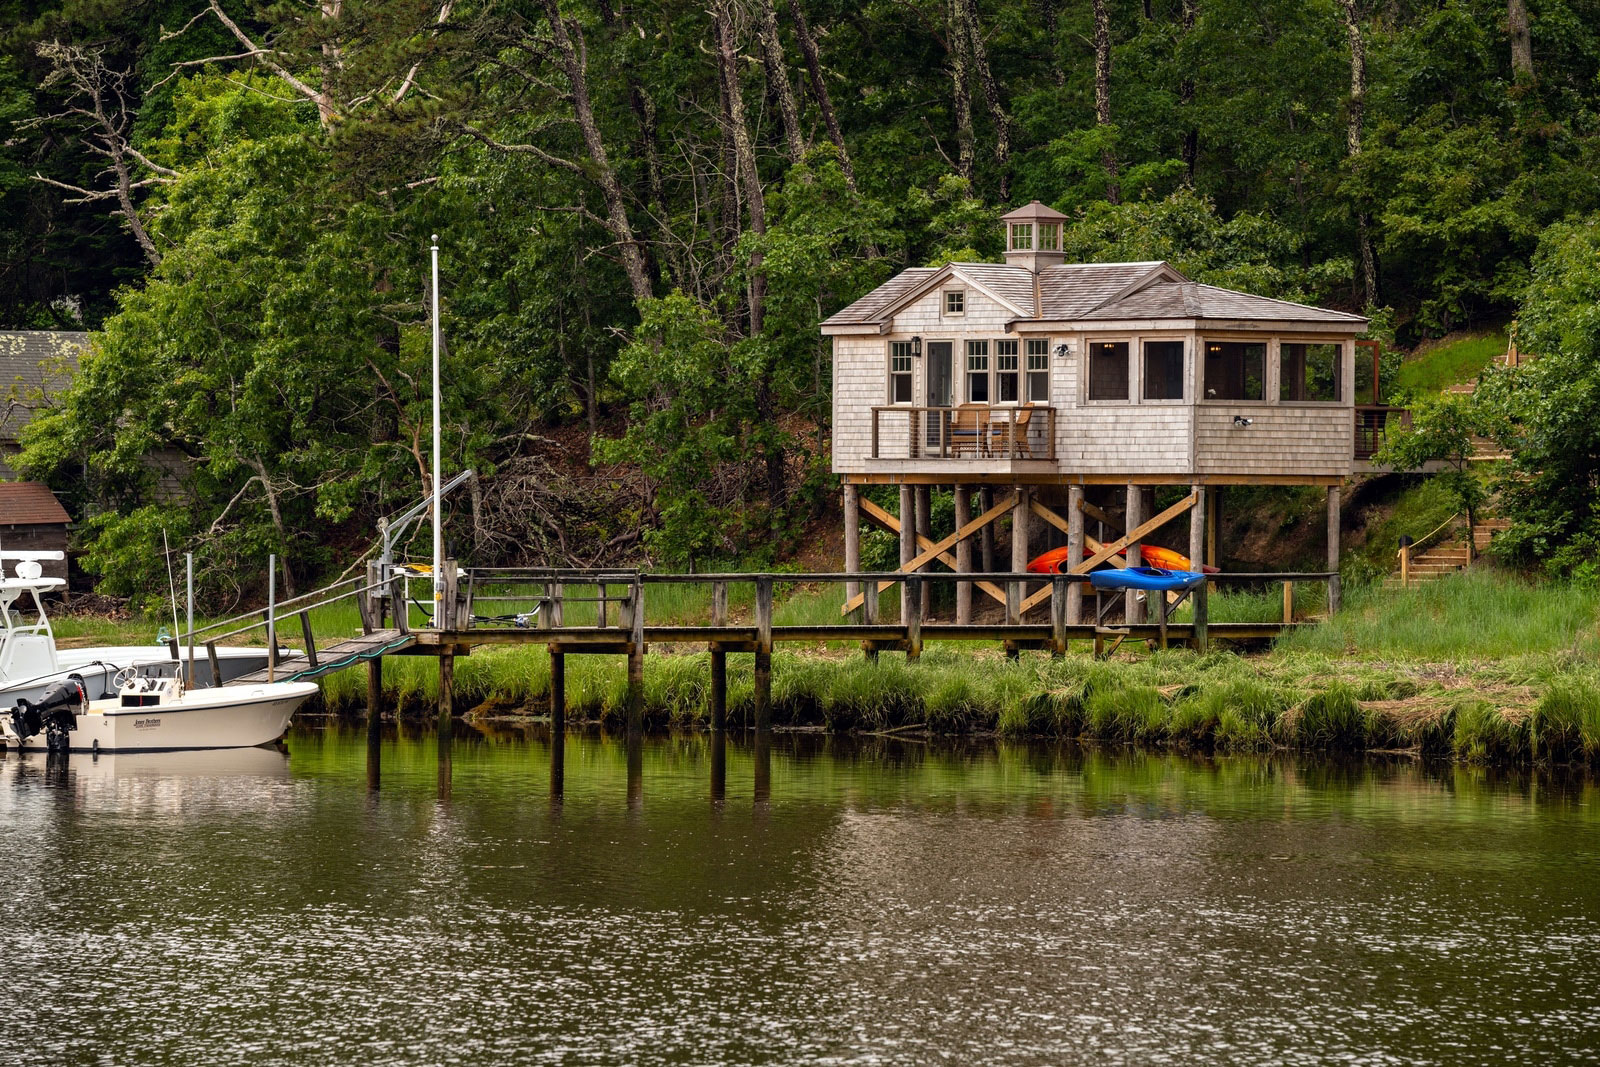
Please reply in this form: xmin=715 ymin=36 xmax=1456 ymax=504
xmin=431 ymin=234 xmax=443 ymax=625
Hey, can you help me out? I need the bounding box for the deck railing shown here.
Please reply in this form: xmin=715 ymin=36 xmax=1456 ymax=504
xmin=870 ymin=405 xmax=1057 ymax=461
xmin=1354 ymin=405 xmax=1411 ymax=459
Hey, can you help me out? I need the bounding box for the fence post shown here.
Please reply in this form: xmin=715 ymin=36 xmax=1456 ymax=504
xmin=754 ymin=576 xmax=773 ymax=733
xmin=299 ymin=611 xmax=319 ymax=671
xmin=904 ymin=575 xmax=922 ymax=661
xmin=1051 ymin=575 xmax=1068 ymax=657
xmin=1283 ymin=581 xmax=1295 ymax=625
xmin=1192 ymin=579 xmax=1209 ymax=653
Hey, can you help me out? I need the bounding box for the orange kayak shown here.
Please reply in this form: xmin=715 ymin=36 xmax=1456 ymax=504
xmin=1027 ymin=544 xmax=1219 ymax=574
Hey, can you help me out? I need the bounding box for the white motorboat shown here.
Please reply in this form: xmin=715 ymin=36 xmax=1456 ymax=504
xmin=2 ymin=669 xmax=318 ymax=753
xmin=0 ymin=552 xmax=290 ymax=708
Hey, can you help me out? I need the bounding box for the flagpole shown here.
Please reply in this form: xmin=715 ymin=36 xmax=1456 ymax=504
xmin=431 ymin=234 xmax=443 ymax=623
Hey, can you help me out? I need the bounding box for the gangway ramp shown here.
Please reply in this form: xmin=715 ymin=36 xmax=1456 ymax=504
xmin=225 ymin=629 xmax=415 ymax=686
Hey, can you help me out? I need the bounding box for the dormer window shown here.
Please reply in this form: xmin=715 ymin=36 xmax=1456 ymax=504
xmin=1008 ymin=223 xmax=1033 ymax=251
xmin=944 ymin=290 xmax=965 ymax=316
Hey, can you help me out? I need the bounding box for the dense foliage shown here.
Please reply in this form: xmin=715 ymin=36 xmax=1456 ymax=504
xmin=4 ymin=0 xmax=1599 ymax=601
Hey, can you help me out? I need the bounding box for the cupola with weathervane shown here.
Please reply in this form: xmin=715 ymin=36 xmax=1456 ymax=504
xmin=1001 ymin=200 xmax=1069 ymax=273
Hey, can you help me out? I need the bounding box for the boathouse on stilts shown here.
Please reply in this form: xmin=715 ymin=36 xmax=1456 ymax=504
xmin=821 ymin=201 xmax=1369 ymax=629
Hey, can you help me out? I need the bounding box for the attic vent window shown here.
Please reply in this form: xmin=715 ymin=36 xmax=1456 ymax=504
xmin=944 ymin=291 xmax=965 ymax=316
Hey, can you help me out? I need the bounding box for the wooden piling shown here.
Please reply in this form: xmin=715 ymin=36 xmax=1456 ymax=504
xmin=1283 ymin=581 xmax=1295 ymax=624
xmin=1327 ymin=485 xmax=1342 ymax=615
xmin=1124 ymin=485 xmax=1144 ymax=624
xmin=753 ymin=731 xmax=771 ymax=804
xmin=898 ymin=485 xmax=914 ymax=619
xmin=1008 ymin=488 xmax=1029 ymax=624
xmin=954 ymin=486 xmax=973 ymax=625
xmin=860 ymin=562 xmax=879 ymax=663
xmin=915 ymin=486 xmax=932 ymax=618
xmin=710 ymin=729 xmax=726 ymax=801
xmin=979 ymin=487 xmax=996 ymax=572
xmin=437 ymin=652 xmax=454 ymax=742
xmin=1051 ymin=575 xmax=1068 ymax=656
xmin=549 ymin=648 xmax=565 ymax=796
xmin=905 ymin=576 xmax=922 ymax=661
xmin=627 ymin=579 xmax=645 ymax=736
xmin=1066 ymin=486 xmax=1085 ymax=625
xmin=843 ymin=484 xmax=861 ymax=618
xmin=710 ymin=581 xmax=727 ymax=732
xmin=754 ymin=576 xmax=773 ymax=732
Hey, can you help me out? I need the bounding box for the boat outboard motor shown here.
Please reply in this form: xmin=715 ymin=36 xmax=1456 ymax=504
xmin=9 ymin=678 xmax=87 ymax=753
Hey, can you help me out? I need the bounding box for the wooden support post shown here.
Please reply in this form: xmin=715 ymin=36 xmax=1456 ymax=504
xmin=391 ymin=570 xmax=409 ymax=635
xmin=861 ymin=560 xmax=879 ymax=663
xmin=980 ymin=487 xmax=996 ymax=572
xmin=440 ymin=559 xmax=457 ymax=631
xmin=898 ymin=485 xmax=914 ymax=620
xmin=1206 ymin=487 xmax=1220 ymax=571
xmin=1189 ymin=486 xmax=1205 ymax=573
xmin=1124 ymin=485 xmax=1144 ymax=624
xmin=954 ymin=486 xmax=973 ymax=624
xmin=206 ymin=641 xmax=222 ymax=689
xmin=1051 ymin=575 xmax=1068 ymax=657
xmin=753 ymin=731 xmax=771 ymax=805
xmin=915 ymin=486 xmax=932 ymax=618
xmin=437 ymin=653 xmax=454 ymax=742
xmin=298 ymin=611 xmax=318 ymax=671
xmin=1400 ymin=542 xmax=1411 ymax=586
xmin=754 ymin=576 xmax=773 ymax=732
xmin=905 ymin=576 xmax=922 ymax=661
xmin=1327 ymin=485 xmax=1343 ymax=615
xmin=365 ymin=561 xmax=383 ymax=723
xmin=358 ymin=563 xmax=376 ymax=635
xmin=549 ymin=649 xmax=565 ymax=797
xmin=1008 ymin=489 xmax=1029 ymax=624
xmin=710 ymin=581 xmax=727 ymax=732
xmin=1066 ymin=486 xmax=1085 ymax=625
xmin=1283 ymin=581 xmax=1295 ymax=624
xmin=552 ymin=582 xmax=564 ymax=627
xmin=627 ymin=580 xmax=645 ymax=737
xmin=843 ymin=484 xmax=861 ymax=618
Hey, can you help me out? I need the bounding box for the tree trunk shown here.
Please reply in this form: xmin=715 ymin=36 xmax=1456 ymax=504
xmin=713 ymin=0 xmax=767 ymax=335
xmin=786 ymin=0 xmax=857 ymax=187
xmin=1341 ymin=0 xmax=1378 ymax=308
xmin=1180 ymin=0 xmax=1197 ymax=182
xmin=1508 ymin=0 xmax=1533 ymax=81
xmin=947 ymin=0 xmax=976 ymax=184
xmin=958 ymin=0 xmax=1011 ymax=199
xmin=1093 ymin=0 xmax=1119 ymax=203
xmin=318 ymin=0 xmax=344 ymax=129
xmin=540 ymin=0 xmax=654 ymax=305
xmin=756 ymin=0 xmax=807 ymax=166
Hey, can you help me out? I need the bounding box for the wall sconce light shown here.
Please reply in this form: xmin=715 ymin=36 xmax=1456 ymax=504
xmin=910 ymin=335 xmax=922 ymax=358
xmin=1054 ymin=342 xmax=1073 ymax=358
xmin=1233 ymin=415 xmax=1253 ymax=428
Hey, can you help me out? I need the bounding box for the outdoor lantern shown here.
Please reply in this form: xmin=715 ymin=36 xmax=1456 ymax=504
xmin=1054 ymin=342 xmax=1072 ymax=358
xmin=911 ymin=335 xmax=922 ymax=358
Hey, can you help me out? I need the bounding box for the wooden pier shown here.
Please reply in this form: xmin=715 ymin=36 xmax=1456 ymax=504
xmin=183 ymin=564 xmax=1335 ymax=742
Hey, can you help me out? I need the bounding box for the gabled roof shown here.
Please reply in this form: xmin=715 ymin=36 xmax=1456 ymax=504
xmin=1075 ymin=281 xmax=1369 ymax=324
xmin=821 ymin=259 xmax=1368 ymax=332
xmin=0 ymin=331 xmax=85 ymax=442
xmin=1001 ymin=200 xmax=1069 ymax=223
xmin=0 ymin=481 xmax=71 ymax=525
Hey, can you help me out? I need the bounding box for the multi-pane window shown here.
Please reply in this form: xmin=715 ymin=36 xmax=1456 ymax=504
xmin=1037 ymin=223 xmax=1061 ymax=251
xmin=1025 ymin=339 xmax=1050 ymax=402
xmin=965 ymin=341 xmax=990 ymax=403
xmin=1203 ymin=340 xmax=1266 ymax=401
xmin=889 ymin=341 xmax=914 ymax=404
xmin=1009 ymin=223 xmax=1033 ymax=250
xmin=1142 ymin=340 xmax=1185 ymax=400
xmin=996 ymin=340 xmax=1020 ymax=403
xmin=1088 ymin=341 xmax=1130 ymax=400
xmin=944 ymin=290 xmax=965 ymax=316
xmin=1280 ymin=342 xmax=1342 ymax=402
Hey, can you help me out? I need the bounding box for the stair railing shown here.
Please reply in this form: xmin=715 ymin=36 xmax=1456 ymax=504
xmin=1397 ymin=512 xmax=1462 ymax=587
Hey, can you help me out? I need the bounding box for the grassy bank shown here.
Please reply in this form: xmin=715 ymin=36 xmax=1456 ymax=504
xmin=300 ymin=570 xmax=1600 ymax=769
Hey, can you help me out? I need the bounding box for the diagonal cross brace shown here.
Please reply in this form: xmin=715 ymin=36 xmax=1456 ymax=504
xmin=845 ymin=492 xmax=1016 ymax=614
xmin=1017 ymin=493 xmax=1198 ymax=615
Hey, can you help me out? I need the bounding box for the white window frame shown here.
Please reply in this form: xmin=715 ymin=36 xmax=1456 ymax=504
xmin=1025 ymin=338 xmax=1051 ymax=404
xmin=994 ymin=339 xmax=1021 ymax=405
xmin=888 ymin=340 xmax=915 ymax=405
xmin=965 ymin=340 xmax=990 ymax=403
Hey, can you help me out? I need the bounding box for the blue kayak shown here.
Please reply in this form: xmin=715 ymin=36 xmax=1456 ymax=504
xmin=1087 ymin=567 xmax=1207 ymax=593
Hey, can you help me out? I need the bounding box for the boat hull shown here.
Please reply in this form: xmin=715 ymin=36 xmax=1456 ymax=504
xmin=5 ymin=682 xmax=318 ymax=753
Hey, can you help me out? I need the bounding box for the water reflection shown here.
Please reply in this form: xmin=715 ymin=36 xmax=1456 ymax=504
xmin=3 ymin=727 xmax=1598 ymax=1066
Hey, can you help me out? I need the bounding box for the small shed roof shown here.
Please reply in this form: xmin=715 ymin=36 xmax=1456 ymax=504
xmin=0 ymin=481 xmax=71 ymax=525
xmin=0 ymin=331 xmax=86 ymax=443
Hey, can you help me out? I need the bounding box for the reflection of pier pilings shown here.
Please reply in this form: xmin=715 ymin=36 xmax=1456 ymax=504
xmin=754 ymin=732 xmax=771 ymax=805
xmin=549 ymin=651 xmax=565 ymax=798
xmin=710 ymin=730 xmax=727 ymax=802
xmin=627 ymin=737 xmax=643 ymax=810
xmin=366 ymin=730 xmax=380 ymax=792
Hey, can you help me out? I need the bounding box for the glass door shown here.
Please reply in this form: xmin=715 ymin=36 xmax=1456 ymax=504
xmin=926 ymin=341 xmax=953 ymax=451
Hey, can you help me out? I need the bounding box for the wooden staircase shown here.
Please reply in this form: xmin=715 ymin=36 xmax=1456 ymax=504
xmin=1388 ymin=517 xmax=1510 ymax=586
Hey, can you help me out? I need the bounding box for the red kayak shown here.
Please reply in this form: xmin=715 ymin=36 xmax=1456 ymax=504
xmin=1027 ymin=543 xmax=1219 ymax=575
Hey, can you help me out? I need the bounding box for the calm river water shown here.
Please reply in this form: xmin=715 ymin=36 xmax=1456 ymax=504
xmin=3 ymin=724 xmax=1598 ymax=1065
